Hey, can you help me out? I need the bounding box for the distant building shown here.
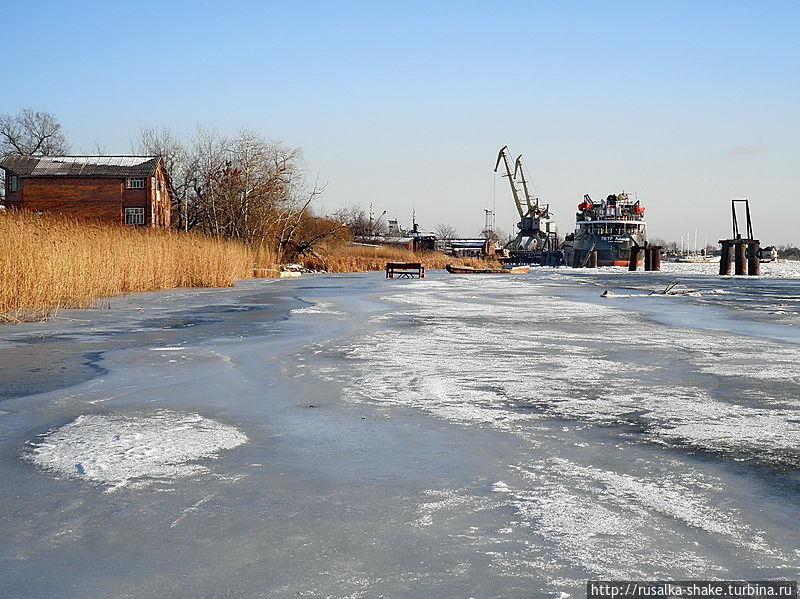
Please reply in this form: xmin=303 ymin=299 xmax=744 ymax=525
xmin=386 ymin=219 xmax=404 ymax=237
xmin=354 ymin=220 xmax=438 ymax=252
xmin=1 ymin=155 xmax=172 ymax=227
xmin=759 ymin=246 xmax=779 ymax=262
xmin=410 ymin=227 xmax=436 ymax=252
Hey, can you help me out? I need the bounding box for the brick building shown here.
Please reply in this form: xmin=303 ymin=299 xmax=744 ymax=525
xmin=1 ymin=155 xmax=171 ymax=227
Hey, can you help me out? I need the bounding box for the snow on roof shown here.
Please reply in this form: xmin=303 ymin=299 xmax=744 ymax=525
xmin=1 ymin=155 xmax=160 ymax=178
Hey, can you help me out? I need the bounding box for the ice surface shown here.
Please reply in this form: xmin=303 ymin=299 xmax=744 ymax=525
xmin=561 ymin=260 xmax=800 ymax=278
xmin=297 ymin=268 xmax=800 ymax=586
xmin=27 ymin=410 xmax=247 ymax=491
xmin=2 ymin=271 xmax=800 ymax=598
xmin=291 ymin=300 xmax=346 ymax=315
xmin=315 ymin=275 xmax=800 ymax=466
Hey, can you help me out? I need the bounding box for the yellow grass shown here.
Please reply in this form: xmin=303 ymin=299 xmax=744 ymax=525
xmin=0 ymin=211 xmax=260 ymax=321
xmin=302 ymin=243 xmax=497 ymax=273
xmin=0 ymin=213 xmax=497 ymax=322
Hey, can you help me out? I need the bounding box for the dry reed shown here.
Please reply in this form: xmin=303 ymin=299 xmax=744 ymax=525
xmin=0 ymin=213 xmax=497 ymax=322
xmin=0 ymin=211 xmax=259 ymax=321
xmin=302 ymin=243 xmax=496 ymax=273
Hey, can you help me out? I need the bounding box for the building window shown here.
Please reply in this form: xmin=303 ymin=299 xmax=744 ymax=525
xmin=8 ymin=175 xmax=19 ymax=192
xmin=126 ymin=178 xmax=145 ymax=189
xmin=124 ymin=207 xmax=145 ymax=225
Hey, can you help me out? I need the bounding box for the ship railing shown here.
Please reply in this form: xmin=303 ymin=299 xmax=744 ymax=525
xmin=578 ymin=215 xmax=644 ymax=222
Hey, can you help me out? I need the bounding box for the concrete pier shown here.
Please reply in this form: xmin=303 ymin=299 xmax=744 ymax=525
xmin=650 ymin=246 xmax=662 ymax=271
xmin=719 ymin=238 xmax=760 ymax=276
xmin=734 ymin=241 xmax=747 ymax=275
xmin=643 ymin=246 xmax=661 ymax=271
xmin=747 ymin=242 xmax=761 ymax=276
xmin=719 ymin=243 xmax=733 ymax=275
xmin=629 ymin=247 xmax=640 ymax=271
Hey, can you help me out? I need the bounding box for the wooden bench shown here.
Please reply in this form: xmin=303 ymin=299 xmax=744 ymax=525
xmin=386 ymin=262 xmax=425 ymax=279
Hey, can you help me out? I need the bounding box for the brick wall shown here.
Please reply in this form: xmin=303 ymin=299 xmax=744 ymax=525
xmin=123 ymin=185 xmax=149 ymax=225
xmin=2 ymin=168 xmax=172 ymax=228
xmin=21 ymin=178 xmax=125 ymax=223
xmin=151 ymin=164 xmax=172 ymax=227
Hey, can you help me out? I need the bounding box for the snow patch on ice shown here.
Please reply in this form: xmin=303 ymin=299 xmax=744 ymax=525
xmin=291 ymin=300 xmax=345 ymax=316
xmin=491 ymin=457 xmax=776 ymax=578
xmin=27 ymin=410 xmax=247 ymax=491
xmin=492 ymin=481 xmax=511 ymax=493
xmin=311 ymin=276 xmax=800 ymax=465
xmin=412 ymin=488 xmax=493 ymax=528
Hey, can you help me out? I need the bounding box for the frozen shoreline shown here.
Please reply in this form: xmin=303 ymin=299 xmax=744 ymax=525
xmin=1 ymin=269 xmax=799 ymax=598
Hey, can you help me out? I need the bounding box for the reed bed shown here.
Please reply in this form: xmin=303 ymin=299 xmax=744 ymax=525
xmin=1 ymin=213 xmax=496 ymax=322
xmin=0 ymin=211 xmax=259 ymax=321
xmin=302 ymin=243 xmax=496 ymax=273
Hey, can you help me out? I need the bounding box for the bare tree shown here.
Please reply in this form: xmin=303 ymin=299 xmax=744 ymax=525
xmin=209 ymin=130 xmax=303 ymax=244
xmin=135 ymin=124 xmax=342 ymax=260
xmin=649 ymin=236 xmax=679 ymax=253
xmin=333 ymin=205 xmax=368 ymax=237
xmin=276 ymin=181 xmax=348 ymax=261
xmin=333 ymin=205 xmax=387 ymax=237
xmin=0 ymin=108 xmax=70 ymax=157
xmin=135 ymin=126 xmax=191 ymax=230
xmin=494 ymin=227 xmax=510 ymax=244
xmin=434 ymin=223 xmax=458 ymax=240
xmin=187 ymin=126 xmax=229 ymax=235
xmin=0 ymin=108 xmax=70 ymax=203
xmin=480 ymin=228 xmax=500 ymax=243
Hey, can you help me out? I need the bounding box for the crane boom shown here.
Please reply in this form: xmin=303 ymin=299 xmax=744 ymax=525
xmin=494 ymin=146 xmax=526 ymax=219
xmin=513 ymin=155 xmax=538 ymax=215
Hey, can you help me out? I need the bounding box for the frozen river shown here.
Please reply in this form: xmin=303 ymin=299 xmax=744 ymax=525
xmin=1 ymin=263 xmax=799 ymax=598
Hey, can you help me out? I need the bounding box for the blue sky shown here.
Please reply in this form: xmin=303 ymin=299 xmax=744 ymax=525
xmin=3 ymin=0 xmax=798 ymax=243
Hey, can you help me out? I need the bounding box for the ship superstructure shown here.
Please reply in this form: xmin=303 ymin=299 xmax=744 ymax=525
xmin=562 ymin=192 xmax=647 ymax=267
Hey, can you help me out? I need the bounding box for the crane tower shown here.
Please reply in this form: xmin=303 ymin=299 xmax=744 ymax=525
xmin=493 ymin=146 xmax=558 ymax=263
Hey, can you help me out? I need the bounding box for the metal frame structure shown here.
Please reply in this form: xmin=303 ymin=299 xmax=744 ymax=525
xmin=731 ymin=198 xmax=754 ymax=239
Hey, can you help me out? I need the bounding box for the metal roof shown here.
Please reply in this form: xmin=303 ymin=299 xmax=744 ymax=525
xmin=450 ymin=241 xmax=487 ymax=248
xmin=0 ymin=155 xmax=160 ymax=178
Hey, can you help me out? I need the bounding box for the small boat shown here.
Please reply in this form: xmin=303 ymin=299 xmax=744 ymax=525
xmin=674 ymin=253 xmax=720 ymax=263
xmin=446 ymin=265 xmax=530 ymax=274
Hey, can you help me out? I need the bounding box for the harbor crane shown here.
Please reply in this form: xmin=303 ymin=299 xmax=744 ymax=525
xmin=513 ymin=154 xmax=537 ymax=216
xmin=494 ymin=146 xmax=526 ymax=220
xmin=494 ymin=146 xmax=557 ymax=261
